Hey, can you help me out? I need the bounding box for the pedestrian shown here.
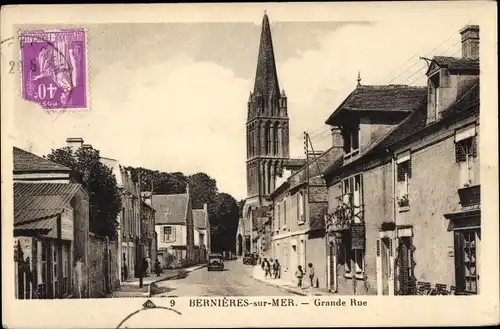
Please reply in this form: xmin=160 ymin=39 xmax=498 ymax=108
xmin=146 ymin=256 xmax=152 ymax=277
xmin=308 ymin=263 xmax=315 ymax=287
xmin=273 ymin=259 xmax=281 ymax=279
xmin=269 ymin=258 xmax=274 ymax=278
xmin=262 ymin=258 xmax=271 ymax=279
xmin=295 ymin=265 xmax=304 ymax=288
xmin=155 ymin=260 xmax=162 ymax=277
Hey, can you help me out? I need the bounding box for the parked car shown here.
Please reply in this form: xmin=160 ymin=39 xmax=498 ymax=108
xmin=207 ymin=253 xmax=224 ymax=271
xmin=242 ymin=253 xmax=255 ymax=265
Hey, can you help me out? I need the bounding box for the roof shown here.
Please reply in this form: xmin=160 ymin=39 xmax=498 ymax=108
xmin=13 ymin=147 xmax=71 ymax=173
xmin=430 ymin=56 xmax=479 ymax=73
xmin=284 ymin=158 xmax=307 ymax=168
xmin=152 ymin=194 xmax=189 ymax=225
xmin=253 ymin=13 xmax=280 ymax=96
xmin=325 ymin=85 xmax=427 ymax=125
xmin=14 ymin=183 xmax=81 ymax=225
xmin=192 ymin=209 xmax=207 ymax=229
xmin=323 ymin=78 xmax=479 ymax=179
xmin=441 ymin=79 xmax=480 ymax=119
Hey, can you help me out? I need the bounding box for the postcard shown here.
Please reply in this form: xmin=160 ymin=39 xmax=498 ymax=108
xmin=1 ymin=2 xmax=498 ymax=328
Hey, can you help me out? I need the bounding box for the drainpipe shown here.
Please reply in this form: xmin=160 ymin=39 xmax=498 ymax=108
xmin=388 ymin=148 xmax=397 ymax=295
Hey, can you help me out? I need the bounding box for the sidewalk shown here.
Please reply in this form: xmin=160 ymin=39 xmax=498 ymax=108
xmin=107 ymin=264 xmax=206 ymax=298
xmin=252 ymin=266 xmax=335 ymax=296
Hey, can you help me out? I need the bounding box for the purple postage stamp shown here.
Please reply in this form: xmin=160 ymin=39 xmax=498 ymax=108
xmin=20 ymin=28 xmax=87 ymax=110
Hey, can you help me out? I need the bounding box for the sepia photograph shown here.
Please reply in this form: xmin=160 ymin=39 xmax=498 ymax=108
xmin=1 ymin=2 xmax=498 ymax=328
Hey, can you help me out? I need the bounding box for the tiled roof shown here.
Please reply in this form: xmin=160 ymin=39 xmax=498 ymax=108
xmin=193 ymin=209 xmax=207 ymax=229
xmin=152 ymin=194 xmax=189 ymax=225
xmin=325 ymin=85 xmax=427 ymax=124
xmin=13 ymin=147 xmax=71 ymax=172
xmin=432 ymin=56 xmax=479 ymax=71
xmin=441 ymin=79 xmax=480 ymax=119
xmin=14 ymin=183 xmax=81 ymax=225
xmin=324 ymin=78 xmax=479 ymax=178
xmin=14 ymin=216 xmax=59 ymax=235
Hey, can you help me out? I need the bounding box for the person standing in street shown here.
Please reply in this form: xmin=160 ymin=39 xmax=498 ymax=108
xmin=295 ymin=265 xmax=304 ymax=288
xmin=146 ymin=255 xmax=152 ymax=277
xmin=308 ymin=263 xmax=315 ymax=288
xmin=273 ymin=259 xmax=281 ymax=279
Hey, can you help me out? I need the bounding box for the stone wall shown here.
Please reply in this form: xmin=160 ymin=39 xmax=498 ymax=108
xmin=88 ymin=234 xmax=120 ymax=298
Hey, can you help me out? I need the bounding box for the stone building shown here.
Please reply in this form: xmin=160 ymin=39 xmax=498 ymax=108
xmin=13 ymin=147 xmax=90 ymax=299
xmin=322 ymin=25 xmax=480 ymax=296
xmin=152 ymin=192 xmax=196 ymax=268
xmin=140 ymin=200 xmax=157 ymax=267
xmin=99 ymin=156 xmax=141 ymax=282
xmin=193 ymin=204 xmax=210 ymax=263
xmin=239 ymin=12 xmax=291 ymax=256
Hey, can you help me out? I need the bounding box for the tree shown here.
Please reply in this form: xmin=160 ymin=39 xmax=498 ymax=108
xmin=46 ymin=147 xmax=121 ymax=239
xmin=187 ymin=173 xmax=218 ymax=209
xmin=208 ymin=193 xmax=239 ymax=252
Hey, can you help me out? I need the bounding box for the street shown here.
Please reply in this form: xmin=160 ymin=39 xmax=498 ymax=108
xmin=153 ymin=260 xmax=291 ymax=297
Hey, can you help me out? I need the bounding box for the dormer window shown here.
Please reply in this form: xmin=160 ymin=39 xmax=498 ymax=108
xmin=429 ymin=72 xmax=441 ymax=122
xmin=343 ymin=124 xmax=360 ymax=159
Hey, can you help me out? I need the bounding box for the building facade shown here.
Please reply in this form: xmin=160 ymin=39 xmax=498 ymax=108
xmin=140 ymin=200 xmax=157 ymax=267
xmin=193 ymin=203 xmax=210 ymax=263
xmin=13 ymin=147 xmax=91 ymax=299
xmin=152 ymin=193 xmax=196 ymax=268
xmin=322 ymin=25 xmax=480 ymax=296
xmin=100 ymin=156 xmax=142 ymax=282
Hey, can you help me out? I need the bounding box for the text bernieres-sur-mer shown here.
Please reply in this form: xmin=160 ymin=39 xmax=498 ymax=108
xmin=188 ymin=298 xmax=368 ymax=308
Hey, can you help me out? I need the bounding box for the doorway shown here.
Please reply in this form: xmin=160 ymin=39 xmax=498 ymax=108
xmin=381 ymin=238 xmax=392 ymax=295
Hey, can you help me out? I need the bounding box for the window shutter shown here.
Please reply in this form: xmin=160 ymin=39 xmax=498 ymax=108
xmin=407 ymin=159 xmax=412 ymax=179
xmin=455 ymin=142 xmax=466 ymax=162
xmin=397 ymin=164 xmax=405 ymax=182
xmin=454 ymin=231 xmax=465 ymax=291
xmin=471 ymin=137 xmax=478 ymax=158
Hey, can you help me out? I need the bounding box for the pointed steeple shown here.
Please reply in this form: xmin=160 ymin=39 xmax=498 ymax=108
xmin=253 ymin=12 xmax=280 ymax=97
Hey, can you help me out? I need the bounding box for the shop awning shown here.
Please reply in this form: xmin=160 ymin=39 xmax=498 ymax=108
xmin=14 ymin=214 xmax=58 ymax=236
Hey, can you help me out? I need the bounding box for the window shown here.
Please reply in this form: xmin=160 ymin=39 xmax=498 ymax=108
xmin=340 ymin=233 xmax=365 ymax=277
xmin=38 ymin=240 xmax=48 ymax=299
xmin=275 ymin=204 xmax=280 ymax=231
xmin=283 ymin=199 xmax=287 ymax=227
xmin=266 ymin=125 xmax=272 ymax=155
xmin=273 ymin=124 xmax=279 ymax=155
xmin=53 ymin=242 xmax=59 ymax=298
xmin=396 ymin=157 xmax=412 ymax=208
xmin=62 ymin=244 xmax=70 ymax=296
xmin=343 ymin=125 xmax=360 ymax=157
xmin=163 ymin=226 xmax=174 ymax=242
xmin=430 ymin=73 xmax=441 ymax=121
xmin=456 ymin=136 xmax=477 ymax=187
xmin=342 ymin=175 xmax=362 ymax=210
xmin=454 ymin=229 xmax=480 ymax=294
xmin=297 ymin=192 xmax=305 ymax=223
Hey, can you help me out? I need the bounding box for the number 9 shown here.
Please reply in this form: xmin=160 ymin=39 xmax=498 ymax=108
xmin=170 ymin=299 xmax=175 ymax=307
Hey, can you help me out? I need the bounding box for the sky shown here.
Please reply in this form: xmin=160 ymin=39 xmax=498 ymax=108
xmin=12 ymin=14 xmax=476 ymax=200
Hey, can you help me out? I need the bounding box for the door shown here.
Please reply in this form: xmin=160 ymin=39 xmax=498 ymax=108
xmin=396 ymin=237 xmax=414 ymax=295
xmin=290 ymin=244 xmax=298 ymax=279
xmin=381 ymin=238 xmax=391 ymax=295
xmin=454 ymin=229 xmax=480 ymax=294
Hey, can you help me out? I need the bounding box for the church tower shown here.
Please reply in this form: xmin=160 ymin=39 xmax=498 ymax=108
xmin=246 ymin=12 xmax=290 ymax=207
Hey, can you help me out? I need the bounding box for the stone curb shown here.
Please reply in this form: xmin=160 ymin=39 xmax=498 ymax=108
xmin=149 ymin=264 xmax=207 ymax=297
xmin=252 ymin=275 xmax=308 ymax=296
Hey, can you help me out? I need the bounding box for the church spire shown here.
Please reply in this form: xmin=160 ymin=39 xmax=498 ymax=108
xmin=253 ymin=12 xmax=280 ymax=97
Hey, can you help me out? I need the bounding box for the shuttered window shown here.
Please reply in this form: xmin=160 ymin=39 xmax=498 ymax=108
xmin=397 ymin=160 xmax=412 ymax=182
xmin=456 ymin=137 xmax=477 ymax=162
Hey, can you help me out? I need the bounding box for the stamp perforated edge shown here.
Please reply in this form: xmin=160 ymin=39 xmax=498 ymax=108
xmin=17 ymin=27 xmax=91 ymax=113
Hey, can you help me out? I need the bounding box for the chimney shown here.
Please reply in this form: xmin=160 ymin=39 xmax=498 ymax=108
xmin=81 ymin=144 xmax=93 ymax=150
xmin=186 ymin=184 xmax=190 ymax=195
xmin=460 ymin=25 xmax=479 ymax=60
xmin=66 ymin=137 xmax=84 ymax=153
xmin=203 ymin=203 xmax=208 ymax=213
